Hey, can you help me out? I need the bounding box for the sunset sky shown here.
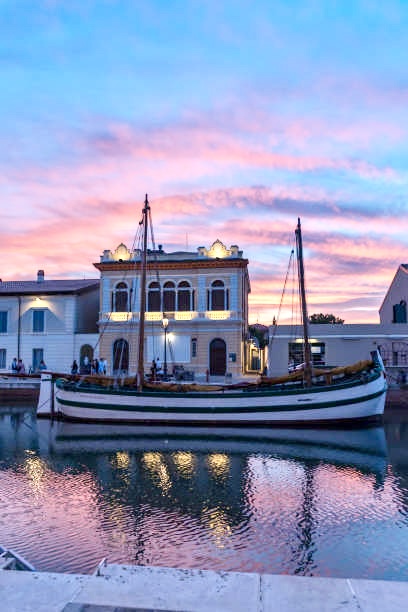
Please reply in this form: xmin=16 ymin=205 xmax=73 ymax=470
xmin=1 ymin=1 xmax=407 ymax=324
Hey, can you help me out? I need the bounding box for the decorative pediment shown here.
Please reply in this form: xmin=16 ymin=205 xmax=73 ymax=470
xmin=113 ymin=243 xmax=132 ymax=261
xmin=207 ymin=240 xmax=230 ymax=259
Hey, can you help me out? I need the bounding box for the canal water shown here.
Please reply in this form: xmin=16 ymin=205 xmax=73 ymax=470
xmin=0 ymin=403 xmax=407 ymax=580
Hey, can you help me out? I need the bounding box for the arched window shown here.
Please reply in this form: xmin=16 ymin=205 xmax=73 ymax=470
xmin=80 ymin=344 xmax=93 ymax=373
xmin=147 ymin=281 xmax=161 ymax=311
xmin=113 ymin=338 xmax=129 ymax=374
xmin=177 ymin=281 xmax=193 ymax=311
xmin=163 ymin=281 xmax=176 ymax=311
xmin=208 ymin=280 xmax=228 ymax=311
xmin=113 ymin=282 xmax=129 ymax=312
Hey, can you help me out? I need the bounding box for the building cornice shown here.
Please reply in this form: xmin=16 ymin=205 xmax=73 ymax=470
xmin=94 ymin=259 xmax=249 ymax=272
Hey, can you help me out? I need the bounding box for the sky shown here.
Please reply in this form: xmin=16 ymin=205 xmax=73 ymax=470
xmin=1 ymin=0 xmax=407 ymax=324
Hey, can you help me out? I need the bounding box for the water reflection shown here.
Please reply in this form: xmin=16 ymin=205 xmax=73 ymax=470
xmin=0 ymin=405 xmax=407 ymax=580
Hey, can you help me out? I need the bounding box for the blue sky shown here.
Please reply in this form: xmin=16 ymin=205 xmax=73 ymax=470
xmin=1 ymin=0 xmax=407 ymax=323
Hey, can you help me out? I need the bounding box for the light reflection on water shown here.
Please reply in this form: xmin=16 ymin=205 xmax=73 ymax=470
xmin=0 ymin=404 xmax=407 ymax=579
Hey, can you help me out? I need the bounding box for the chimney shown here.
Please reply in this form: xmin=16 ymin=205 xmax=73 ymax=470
xmin=37 ymin=270 xmax=44 ymax=283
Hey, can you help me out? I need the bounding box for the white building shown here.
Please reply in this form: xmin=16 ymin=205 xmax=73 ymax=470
xmin=0 ymin=270 xmax=99 ymax=373
xmin=380 ymin=264 xmax=408 ymax=323
xmin=268 ymin=262 xmax=408 ymax=382
xmin=268 ymin=323 xmax=408 ymax=377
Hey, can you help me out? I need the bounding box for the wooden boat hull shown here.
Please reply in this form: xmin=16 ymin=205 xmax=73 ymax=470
xmin=39 ymin=370 xmax=387 ymax=425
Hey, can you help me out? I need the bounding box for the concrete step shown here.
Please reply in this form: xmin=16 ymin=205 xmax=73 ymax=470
xmin=1 ymin=564 xmax=408 ymax=611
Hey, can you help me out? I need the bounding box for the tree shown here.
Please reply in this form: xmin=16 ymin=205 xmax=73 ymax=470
xmin=308 ymin=313 xmax=344 ymax=324
xmin=248 ymin=324 xmax=269 ymax=348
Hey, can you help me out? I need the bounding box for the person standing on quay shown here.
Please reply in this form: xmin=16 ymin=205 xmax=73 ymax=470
xmin=71 ymin=360 xmax=78 ymax=375
xmin=98 ymin=358 xmax=106 ymax=375
xmin=156 ymin=357 xmax=162 ymax=374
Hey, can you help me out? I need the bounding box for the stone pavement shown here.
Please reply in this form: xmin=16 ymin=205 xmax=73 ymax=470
xmin=1 ymin=564 xmax=408 ymax=611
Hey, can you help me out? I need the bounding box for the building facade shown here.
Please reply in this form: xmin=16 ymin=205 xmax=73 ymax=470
xmin=380 ymin=264 xmax=408 ymax=324
xmin=95 ymin=239 xmax=250 ymax=379
xmin=0 ymin=270 xmax=99 ymax=373
xmin=268 ymin=322 xmax=408 ymax=384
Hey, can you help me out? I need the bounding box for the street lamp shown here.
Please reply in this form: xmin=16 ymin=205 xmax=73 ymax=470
xmin=162 ymin=316 xmax=169 ymax=380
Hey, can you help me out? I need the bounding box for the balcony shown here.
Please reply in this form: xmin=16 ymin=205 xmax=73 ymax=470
xmin=100 ymin=312 xmax=138 ymax=322
xmin=100 ymin=310 xmax=236 ymax=323
xmin=205 ymin=310 xmax=231 ymax=320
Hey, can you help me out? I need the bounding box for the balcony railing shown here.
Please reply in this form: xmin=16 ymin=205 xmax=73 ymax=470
xmin=205 ymin=310 xmax=231 ymax=320
xmin=100 ymin=312 xmax=138 ymax=322
xmin=101 ymin=310 xmax=235 ymax=323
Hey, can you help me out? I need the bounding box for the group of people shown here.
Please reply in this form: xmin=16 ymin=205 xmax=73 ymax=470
xmin=10 ymin=354 xmax=111 ymax=376
xmin=11 ymin=357 xmax=26 ymax=374
xmin=92 ymin=357 xmax=107 ymax=375
xmin=71 ymin=357 xmax=107 ymax=375
xmin=11 ymin=357 xmax=47 ymax=374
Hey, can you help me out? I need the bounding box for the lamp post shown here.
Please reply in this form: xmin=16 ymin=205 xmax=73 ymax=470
xmin=162 ymin=317 xmax=169 ymax=380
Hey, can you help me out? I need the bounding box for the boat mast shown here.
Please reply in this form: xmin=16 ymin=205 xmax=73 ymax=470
xmin=137 ymin=194 xmax=150 ymax=390
xmin=295 ymin=218 xmax=313 ymax=387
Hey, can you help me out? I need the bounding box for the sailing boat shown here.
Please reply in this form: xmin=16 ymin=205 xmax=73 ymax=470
xmin=37 ymin=197 xmax=387 ymax=425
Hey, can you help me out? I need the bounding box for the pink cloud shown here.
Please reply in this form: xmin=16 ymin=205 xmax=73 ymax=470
xmin=85 ymin=121 xmax=398 ymax=180
xmin=0 ymin=152 xmax=404 ymax=325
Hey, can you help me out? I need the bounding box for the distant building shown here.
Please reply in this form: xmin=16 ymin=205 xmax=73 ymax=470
xmin=95 ymin=239 xmax=250 ymax=378
xmin=267 ymin=263 xmax=408 ymax=381
xmin=0 ymin=270 xmax=99 ymax=373
xmin=268 ymin=323 xmax=408 ymax=378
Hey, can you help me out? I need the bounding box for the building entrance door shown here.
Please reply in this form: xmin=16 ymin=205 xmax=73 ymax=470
xmin=209 ymin=338 xmax=226 ymax=375
xmin=113 ymin=339 xmax=129 ymax=374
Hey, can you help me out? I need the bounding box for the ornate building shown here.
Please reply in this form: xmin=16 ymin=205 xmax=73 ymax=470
xmin=95 ymin=239 xmax=250 ymax=379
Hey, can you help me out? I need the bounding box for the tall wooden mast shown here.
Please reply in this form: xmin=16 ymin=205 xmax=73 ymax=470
xmin=295 ymin=218 xmax=313 ymax=387
xmin=137 ymin=194 xmax=150 ymax=390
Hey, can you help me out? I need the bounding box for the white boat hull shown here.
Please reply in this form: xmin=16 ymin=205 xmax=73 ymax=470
xmin=45 ymin=370 xmax=387 ymax=425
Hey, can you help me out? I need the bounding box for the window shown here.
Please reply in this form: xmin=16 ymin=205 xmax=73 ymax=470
xmin=147 ymin=281 xmax=161 ymax=311
xmin=288 ymin=341 xmax=326 ymax=368
xmin=33 ymin=310 xmax=45 ymax=332
xmin=163 ymin=281 xmax=176 ymax=311
xmin=192 ymin=337 xmax=197 ymax=358
xmin=114 ymin=282 xmax=129 ymax=312
xmin=0 ymin=349 xmax=6 ymax=369
xmin=0 ymin=311 xmax=7 ymax=333
xmin=32 ymin=348 xmax=44 ymax=372
xmin=208 ymin=280 xmax=227 ymax=311
xmin=393 ymin=300 xmax=407 ymax=323
xmin=177 ymin=281 xmax=193 ymax=311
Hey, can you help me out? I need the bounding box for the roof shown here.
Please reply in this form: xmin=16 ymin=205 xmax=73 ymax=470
xmin=0 ymin=279 xmax=100 ymax=296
